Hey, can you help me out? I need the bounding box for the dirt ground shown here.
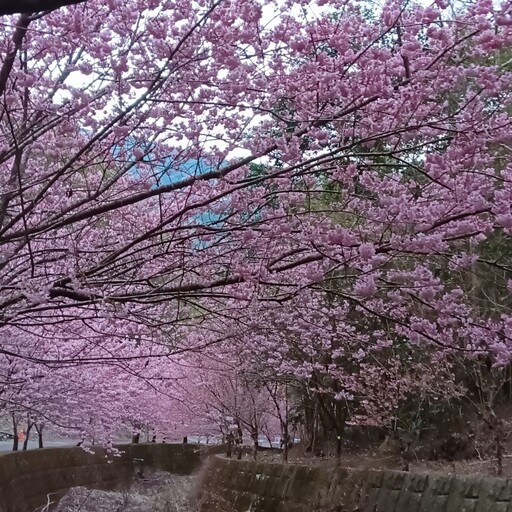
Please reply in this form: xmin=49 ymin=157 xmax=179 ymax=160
xmin=249 ymin=447 xmax=512 ymax=479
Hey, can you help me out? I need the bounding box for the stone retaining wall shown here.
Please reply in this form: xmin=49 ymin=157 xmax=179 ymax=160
xmin=4 ymin=444 xmax=512 ymax=512
xmin=199 ymin=456 xmax=512 ymax=512
xmin=0 ymin=443 xmax=204 ymax=512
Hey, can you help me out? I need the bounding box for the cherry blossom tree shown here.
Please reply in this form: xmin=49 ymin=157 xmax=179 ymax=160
xmin=0 ymin=0 xmax=507 ymax=349
xmin=190 ymin=289 xmax=462 ymax=459
xmin=0 ymin=0 xmax=511 ymax=446
xmin=171 ymin=347 xmax=282 ymax=458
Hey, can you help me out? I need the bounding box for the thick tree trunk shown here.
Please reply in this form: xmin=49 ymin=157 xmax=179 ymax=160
xmin=282 ymin=383 xmax=290 ymax=463
xmin=335 ymin=415 xmax=346 ymax=461
xmin=34 ymin=423 xmax=44 ymax=448
xmin=236 ymin=424 xmax=243 ymax=460
xmin=11 ymin=415 xmax=19 ymax=452
xmin=398 ymin=437 xmax=411 ymax=472
xmin=282 ymin=421 xmax=289 ymax=463
xmin=251 ymin=427 xmax=258 ymax=460
xmin=336 ymin=433 xmax=342 ymax=460
xmin=226 ymin=433 xmax=233 ymax=458
xmin=303 ymin=392 xmax=316 ymax=453
xmin=309 ymin=411 xmax=318 ymax=454
xmin=0 ymin=0 xmax=87 ymax=16
xmin=496 ymin=419 xmax=504 ymax=477
xmin=131 ymin=432 xmax=140 ymax=444
xmin=22 ymin=421 xmax=34 ymax=450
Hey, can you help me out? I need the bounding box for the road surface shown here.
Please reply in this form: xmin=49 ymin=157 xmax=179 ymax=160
xmin=0 ymin=438 xmax=83 ymax=452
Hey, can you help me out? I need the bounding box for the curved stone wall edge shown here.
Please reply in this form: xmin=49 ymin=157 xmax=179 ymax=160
xmin=0 ymin=443 xmax=206 ymax=512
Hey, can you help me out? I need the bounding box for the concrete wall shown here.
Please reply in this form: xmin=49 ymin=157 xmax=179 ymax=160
xmin=0 ymin=443 xmax=204 ymax=512
xmin=5 ymin=443 xmax=512 ymax=512
xmin=199 ymin=457 xmax=512 ymax=512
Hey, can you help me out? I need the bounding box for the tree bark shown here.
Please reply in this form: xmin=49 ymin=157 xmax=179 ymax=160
xmin=335 ymin=410 xmax=346 ymax=460
xmin=226 ymin=433 xmax=233 ymax=458
xmin=282 ymin=420 xmax=289 ymax=463
xmin=0 ymin=0 xmax=86 ymax=15
xmin=336 ymin=433 xmax=342 ymax=460
xmin=496 ymin=418 xmax=504 ymax=477
xmin=34 ymin=423 xmax=44 ymax=448
xmin=236 ymin=423 xmax=243 ymax=460
xmin=11 ymin=414 xmax=19 ymax=452
xmin=251 ymin=427 xmax=258 ymax=460
xmin=22 ymin=420 xmax=34 ymax=450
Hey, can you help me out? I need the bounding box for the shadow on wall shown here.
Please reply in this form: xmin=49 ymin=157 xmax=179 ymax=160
xmin=0 ymin=443 xmax=207 ymax=512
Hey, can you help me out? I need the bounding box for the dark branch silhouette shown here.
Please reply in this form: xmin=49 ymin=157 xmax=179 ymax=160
xmin=0 ymin=0 xmax=85 ymax=15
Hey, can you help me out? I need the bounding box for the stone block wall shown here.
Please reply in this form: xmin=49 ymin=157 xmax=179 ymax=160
xmin=198 ymin=457 xmax=512 ymax=512
xmin=0 ymin=443 xmax=204 ymax=512
xmin=4 ymin=443 xmax=512 ymax=512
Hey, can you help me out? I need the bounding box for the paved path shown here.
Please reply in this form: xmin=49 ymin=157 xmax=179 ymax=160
xmin=0 ymin=439 xmax=82 ymax=452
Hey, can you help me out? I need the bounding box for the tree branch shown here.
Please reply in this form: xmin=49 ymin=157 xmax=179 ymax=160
xmin=0 ymin=13 xmax=30 ymax=95
xmin=0 ymin=0 xmax=85 ymax=15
